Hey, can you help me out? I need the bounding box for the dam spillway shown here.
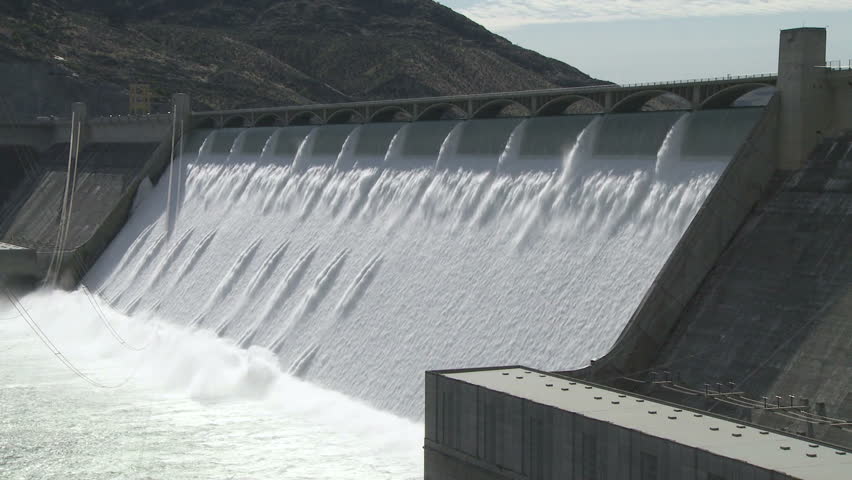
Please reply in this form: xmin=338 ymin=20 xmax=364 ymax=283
xmin=82 ymin=109 xmax=764 ymax=418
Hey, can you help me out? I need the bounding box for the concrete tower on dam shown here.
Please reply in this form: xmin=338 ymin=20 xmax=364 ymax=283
xmin=777 ymin=28 xmax=831 ymax=170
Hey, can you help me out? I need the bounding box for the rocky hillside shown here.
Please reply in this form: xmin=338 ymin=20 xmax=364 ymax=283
xmin=0 ymin=0 xmax=605 ymax=117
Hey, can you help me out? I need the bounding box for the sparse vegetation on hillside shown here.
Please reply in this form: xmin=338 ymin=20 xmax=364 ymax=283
xmin=0 ymin=0 xmax=606 ymax=116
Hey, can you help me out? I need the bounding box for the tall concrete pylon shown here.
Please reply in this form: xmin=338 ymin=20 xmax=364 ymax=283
xmin=776 ymin=27 xmax=830 ymax=170
xmin=172 ymin=93 xmax=191 ymax=133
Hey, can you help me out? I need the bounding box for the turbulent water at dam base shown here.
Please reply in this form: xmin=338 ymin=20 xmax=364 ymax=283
xmin=0 ymin=108 xmax=763 ymax=478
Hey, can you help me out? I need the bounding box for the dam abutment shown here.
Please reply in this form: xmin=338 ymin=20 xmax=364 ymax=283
xmin=578 ymin=96 xmax=781 ymax=380
xmin=0 ymin=94 xmax=193 ymax=285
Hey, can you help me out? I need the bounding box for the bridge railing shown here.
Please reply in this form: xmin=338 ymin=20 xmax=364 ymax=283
xmin=188 ymin=72 xmax=778 ymax=117
xmin=0 ymin=72 xmax=780 ymax=125
xmin=822 ymin=59 xmax=852 ymax=71
xmin=618 ymin=72 xmax=777 ymax=88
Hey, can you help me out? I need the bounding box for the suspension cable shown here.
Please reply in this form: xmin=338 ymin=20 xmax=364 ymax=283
xmin=3 ymin=287 xmax=143 ymax=389
xmin=53 ymin=120 xmax=83 ymax=284
xmin=67 ymin=252 xmax=154 ymax=352
xmin=46 ymin=113 xmax=78 ymax=283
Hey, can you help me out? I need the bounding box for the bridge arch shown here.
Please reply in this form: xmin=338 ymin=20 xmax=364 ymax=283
xmin=416 ymin=103 xmax=468 ymax=121
xmin=700 ymin=83 xmax=776 ymax=109
xmin=369 ymin=106 xmax=412 ymax=123
xmin=195 ymin=117 xmax=217 ymax=129
xmin=536 ymin=95 xmax=604 ymax=116
xmin=610 ymin=90 xmax=692 ymax=113
xmin=254 ymin=114 xmax=284 ymax=127
xmin=223 ymin=116 xmax=247 ymax=128
xmin=288 ymin=111 xmax=323 ymax=126
xmin=472 ymin=99 xmax=531 ymax=119
xmin=327 ymin=109 xmax=364 ymax=124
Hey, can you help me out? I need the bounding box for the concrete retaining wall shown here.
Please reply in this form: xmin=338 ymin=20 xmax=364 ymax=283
xmin=0 ymin=243 xmax=39 ymax=279
xmin=580 ymin=97 xmax=781 ymax=379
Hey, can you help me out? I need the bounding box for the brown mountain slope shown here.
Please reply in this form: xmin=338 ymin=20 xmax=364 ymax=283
xmin=0 ymin=0 xmax=606 ymax=117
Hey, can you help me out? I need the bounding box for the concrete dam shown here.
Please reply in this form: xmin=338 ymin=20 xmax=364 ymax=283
xmin=0 ymin=28 xmax=850 ymax=479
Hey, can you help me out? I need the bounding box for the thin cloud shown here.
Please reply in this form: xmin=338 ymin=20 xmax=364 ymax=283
xmin=459 ymin=0 xmax=849 ymax=31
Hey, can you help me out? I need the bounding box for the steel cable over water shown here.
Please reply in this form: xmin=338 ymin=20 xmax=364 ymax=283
xmin=2 ymin=285 xmax=145 ymax=389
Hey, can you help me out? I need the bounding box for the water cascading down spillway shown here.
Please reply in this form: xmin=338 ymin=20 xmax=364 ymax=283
xmin=85 ymin=108 xmax=765 ymax=417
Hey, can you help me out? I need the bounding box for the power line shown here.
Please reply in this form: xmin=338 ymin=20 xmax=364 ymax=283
xmin=3 ymin=286 xmax=142 ymax=389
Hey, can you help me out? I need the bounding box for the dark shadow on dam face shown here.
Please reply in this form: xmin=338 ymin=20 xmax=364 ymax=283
xmin=637 ymin=135 xmax=852 ymax=446
xmin=0 ymin=142 xmax=159 ymax=251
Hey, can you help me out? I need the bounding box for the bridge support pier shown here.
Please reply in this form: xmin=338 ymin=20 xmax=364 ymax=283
xmin=776 ymin=28 xmax=830 ymax=170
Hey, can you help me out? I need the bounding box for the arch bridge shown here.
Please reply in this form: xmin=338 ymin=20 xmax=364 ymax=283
xmin=192 ymin=74 xmax=777 ymax=128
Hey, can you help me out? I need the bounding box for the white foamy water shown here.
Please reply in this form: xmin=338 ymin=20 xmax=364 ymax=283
xmin=0 ymin=291 xmax=422 ymax=479
xmin=1 ymin=109 xmax=763 ymax=476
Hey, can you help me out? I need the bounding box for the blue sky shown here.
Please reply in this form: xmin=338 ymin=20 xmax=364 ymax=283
xmin=438 ymin=1 xmax=852 ymax=83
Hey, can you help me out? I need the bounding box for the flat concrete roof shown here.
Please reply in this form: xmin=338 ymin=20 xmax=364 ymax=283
xmin=442 ymin=367 xmax=851 ymax=480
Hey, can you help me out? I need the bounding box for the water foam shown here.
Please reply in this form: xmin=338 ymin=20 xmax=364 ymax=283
xmin=0 ymin=289 xmax=423 ymax=478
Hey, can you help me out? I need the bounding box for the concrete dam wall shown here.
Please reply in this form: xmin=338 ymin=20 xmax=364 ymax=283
xmin=619 ymin=134 xmax=852 ymax=448
xmin=577 ymin=97 xmax=780 ymax=377
xmin=0 ymin=139 xmax=171 ymax=285
xmin=0 ymin=142 xmax=159 ymax=249
xmin=0 ymin=146 xmax=34 ymax=213
xmin=73 ymin=107 xmax=766 ymax=420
